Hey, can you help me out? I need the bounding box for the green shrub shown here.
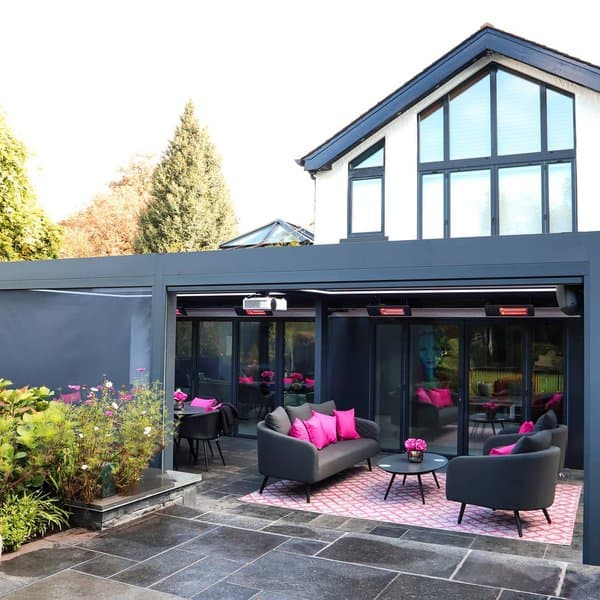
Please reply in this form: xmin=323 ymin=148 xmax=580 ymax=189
xmin=0 ymin=490 xmax=69 ymax=552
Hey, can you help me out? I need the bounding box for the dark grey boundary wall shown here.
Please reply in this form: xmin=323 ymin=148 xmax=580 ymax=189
xmin=0 ymin=232 xmax=598 ymax=564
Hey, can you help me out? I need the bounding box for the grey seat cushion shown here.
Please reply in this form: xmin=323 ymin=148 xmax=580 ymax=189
xmin=316 ymin=438 xmax=379 ymax=481
xmin=512 ymin=429 xmax=551 ymax=454
xmin=265 ymin=406 xmax=292 ymax=434
xmin=286 ymin=400 xmax=337 ymax=422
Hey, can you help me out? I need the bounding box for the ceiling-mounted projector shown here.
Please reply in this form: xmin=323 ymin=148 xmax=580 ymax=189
xmin=243 ymin=296 xmax=287 ymax=311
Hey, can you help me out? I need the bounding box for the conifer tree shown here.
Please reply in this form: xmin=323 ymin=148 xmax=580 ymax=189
xmin=135 ymin=101 xmax=237 ymax=253
xmin=0 ymin=113 xmax=61 ymax=261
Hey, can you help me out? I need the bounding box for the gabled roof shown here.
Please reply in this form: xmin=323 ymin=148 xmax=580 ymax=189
xmin=298 ymin=26 xmax=600 ymax=173
xmin=219 ymin=219 xmax=314 ymax=249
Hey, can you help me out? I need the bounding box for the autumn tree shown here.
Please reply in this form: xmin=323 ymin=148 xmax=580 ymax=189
xmin=135 ymin=101 xmax=237 ymax=253
xmin=0 ymin=113 xmax=61 ymax=261
xmin=60 ymin=156 xmax=154 ymax=258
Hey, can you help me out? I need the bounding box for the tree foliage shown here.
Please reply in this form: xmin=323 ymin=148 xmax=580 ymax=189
xmin=60 ymin=156 xmax=154 ymax=258
xmin=0 ymin=114 xmax=61 ymax=261
xmin=135 ymin=101 xmax=237 ymax=253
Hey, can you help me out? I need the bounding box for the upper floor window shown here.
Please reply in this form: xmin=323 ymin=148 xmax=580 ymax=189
xmin=418 ymin=67 xmax=575 ymax=239
xmin=348 ymin=140 xmax=385 ymax=238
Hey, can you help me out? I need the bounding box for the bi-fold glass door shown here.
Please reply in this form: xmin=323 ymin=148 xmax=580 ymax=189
xmin=374 ymin=319 xmax=567 ymax=457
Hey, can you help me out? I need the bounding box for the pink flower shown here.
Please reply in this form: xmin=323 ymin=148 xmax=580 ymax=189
xmin=120 ymin=392 xmax=132 ymax=401
xmin=173 ymin=389 xmax=188 ymax=402
xmin=404 ymin=438 xmax=417 ymax=451
xmin=67 ymin=384 xmax=81 ymax=390
xmin=414 ymin=438 xmax=428 ymax=451
xmin=84 ymin=399 xmax=94 ymax=405
xmin=104 ymin=410 xmax=114 ymax=417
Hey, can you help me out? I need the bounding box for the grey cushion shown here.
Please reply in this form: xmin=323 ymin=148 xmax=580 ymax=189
xmin=265 ymin=406 xmax=292 ymax=434
xmin=286 ymin=400 xmax=337 ymax=422
xmin=511 ymin=429 xmax=551 ymax=454
xmin=286 ymin=403 xmax=312 ymax=422
xmin=317 ymin=438 xmax=379 ymax=480
xmin=533 ymin=409 xmax=558 ymax=432
xmin=310 ymin=400 xmax=336 ymax=416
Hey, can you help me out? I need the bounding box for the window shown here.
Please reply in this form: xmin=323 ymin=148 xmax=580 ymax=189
xmin=418 ymin=67 xmax=575 ymax=238
xmin=348 ymin=140 xmax=385 ymax=237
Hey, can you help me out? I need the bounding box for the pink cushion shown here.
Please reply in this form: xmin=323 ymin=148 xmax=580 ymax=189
xmin=283 ymin=377 xmax=294 ymax=385
xmin=303 ymin=414 xmax=329 ymax=450
xmin=290 ymin=372 xmax=303 ymax=381
xmin=289 ymin=418 xmax=310 ymax=442
xmin=304 ymin=377 xmax=315 ymax=387
xmin=190 ymin=397 xmax=216 ymax=408
xmin=545 ymin=392 xmax=563 ymax=411
xmin=415 ymin=387 xmax=432 ymax=404
xmin=518 ymin=420 xmax=535 ymax=434
xmin=427 ymin=389 xmax=444 ymax=407
xmin=238 ymin=376 xmax=253 ymax=384
xmin=433 ymin=388 xmax=453 ymax=408
xmin=333 ymin=408 xmax=361 ymax=440
xmin=311 ymin=410 xmax=337 ymax=445
xmin=490 ymin=443 xmax=517 ymax=455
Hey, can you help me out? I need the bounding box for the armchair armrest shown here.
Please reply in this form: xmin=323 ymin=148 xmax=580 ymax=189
xmin=257 ymin=422 xmax=318 ymax=483
xmin=355 ymin=417 xmax=380 ymax=441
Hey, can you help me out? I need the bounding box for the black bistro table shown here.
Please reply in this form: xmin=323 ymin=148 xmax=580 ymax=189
xmin=378 ymin=453 xmax=448 ymax=504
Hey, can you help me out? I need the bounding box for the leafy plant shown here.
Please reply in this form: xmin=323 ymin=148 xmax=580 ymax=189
xmin=0 ymin=490 xmax=69 ymax=552
xmin=61 ymin=375 xmax=172 ymax=502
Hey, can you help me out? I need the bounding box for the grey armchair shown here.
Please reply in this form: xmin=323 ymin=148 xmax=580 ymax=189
xmin=485 ymin=424 xmax=568 ymax=475
xmin=257 ymin=402 xmax=380 ymax=502
xmin=446 ymin=431 xmax=560 ymax=537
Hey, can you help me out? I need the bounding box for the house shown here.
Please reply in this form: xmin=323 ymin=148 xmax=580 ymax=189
xmin=0 ymin=26 xmax=599 ymax=563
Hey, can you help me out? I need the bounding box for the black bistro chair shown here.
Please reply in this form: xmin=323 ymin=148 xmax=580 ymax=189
xmin=178 ymin=410 xmax=225 ymax=470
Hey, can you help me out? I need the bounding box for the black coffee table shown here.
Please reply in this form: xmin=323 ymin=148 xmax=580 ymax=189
xmin=378 ymin=453 xmax=448 ymax=504
xmin=470 ymin=412 xmax=510 ymax=435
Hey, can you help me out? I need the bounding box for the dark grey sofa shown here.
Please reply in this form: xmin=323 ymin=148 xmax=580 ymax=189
xmin=257 ymin=400 xmax=380 ymax=502
xmin=446 ymin=430 xmax=560 ymax=536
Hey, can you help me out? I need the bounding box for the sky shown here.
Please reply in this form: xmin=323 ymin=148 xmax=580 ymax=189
xmin=1 ymin=0 xmax=597 ymax=234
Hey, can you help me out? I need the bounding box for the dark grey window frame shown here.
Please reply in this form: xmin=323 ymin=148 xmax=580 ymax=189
xmin=417 ymin=65 xmax=577 ymax=239
xmin=346 ymin=139 xmax=387 ymax=241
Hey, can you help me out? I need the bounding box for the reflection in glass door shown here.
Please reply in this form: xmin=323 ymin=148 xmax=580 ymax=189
xmin=409 ymin=323 xmax=460 ymax=456
xmin=532 ymin=322 xmax=565 ymax=424
xmin=283 ymin=322 xmax=315 ymax=408
xmin=467 ymin=324 xmax=523 ymax=454
xmin=375 ymin=323 xmax=404 ymax=449
xmin=238 ymin=322 xmax=276 ymax=435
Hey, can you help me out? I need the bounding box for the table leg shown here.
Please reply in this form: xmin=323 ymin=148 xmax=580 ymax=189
xmin=432 ymin=471 xmax=440 ymax=489
xmin=402 ymin=474 xmax=407 ymax=485
xmin=492 ymin=422 xmax=496 ymax=434
xmin=384 ymin=473 xmax=396 ymax=500
xmin=417 ymin=474 xmax=425 ymax=504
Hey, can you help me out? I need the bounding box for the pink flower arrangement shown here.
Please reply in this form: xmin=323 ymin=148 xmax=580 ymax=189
xmin=483 ymin=401 xmax=498 ymax=411
xmin=404 ymin=438 xmax=427 ymax=452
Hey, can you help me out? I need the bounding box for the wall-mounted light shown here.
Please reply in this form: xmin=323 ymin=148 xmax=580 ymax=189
xmin=484 ymin=305 xmax=535 ymax=317
xmin=366 ymin=305 xmax=412 ymax=317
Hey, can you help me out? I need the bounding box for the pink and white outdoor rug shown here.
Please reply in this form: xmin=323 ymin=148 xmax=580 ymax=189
xmin=240 ymin=467 xmax=581 ymax=545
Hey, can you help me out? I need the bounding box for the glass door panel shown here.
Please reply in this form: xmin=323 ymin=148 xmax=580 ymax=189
xmin=375 ymin=323 xmax=403 ymax=449
xmin=467 ymin=324 xmax=523 ymax=454
xmin=195 ymin=321 xmax=233 ymax=404
xmin=532 ymin=322 xmax=565 ymax=424
xmin=409 ymin=323 xmax=460 ymax=456
xmin=175 ymin=320 xmax=193 ymax=394
xmin=283 ymin=322 xmax=315 ymax=408
xmin=238 ymin=321 xmax=276 ymax=435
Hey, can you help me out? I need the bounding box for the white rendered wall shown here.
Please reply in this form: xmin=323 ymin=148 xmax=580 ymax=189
xmin=312 ymin=54 xmax=600 ymax=243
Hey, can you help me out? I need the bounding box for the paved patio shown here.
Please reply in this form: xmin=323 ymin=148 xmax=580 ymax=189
xmin=0 ymin=437 xmax=596 ymax=599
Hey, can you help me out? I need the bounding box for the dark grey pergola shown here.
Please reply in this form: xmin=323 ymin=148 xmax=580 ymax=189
xmin=0 ymin=232 xmax=598 ymax=563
